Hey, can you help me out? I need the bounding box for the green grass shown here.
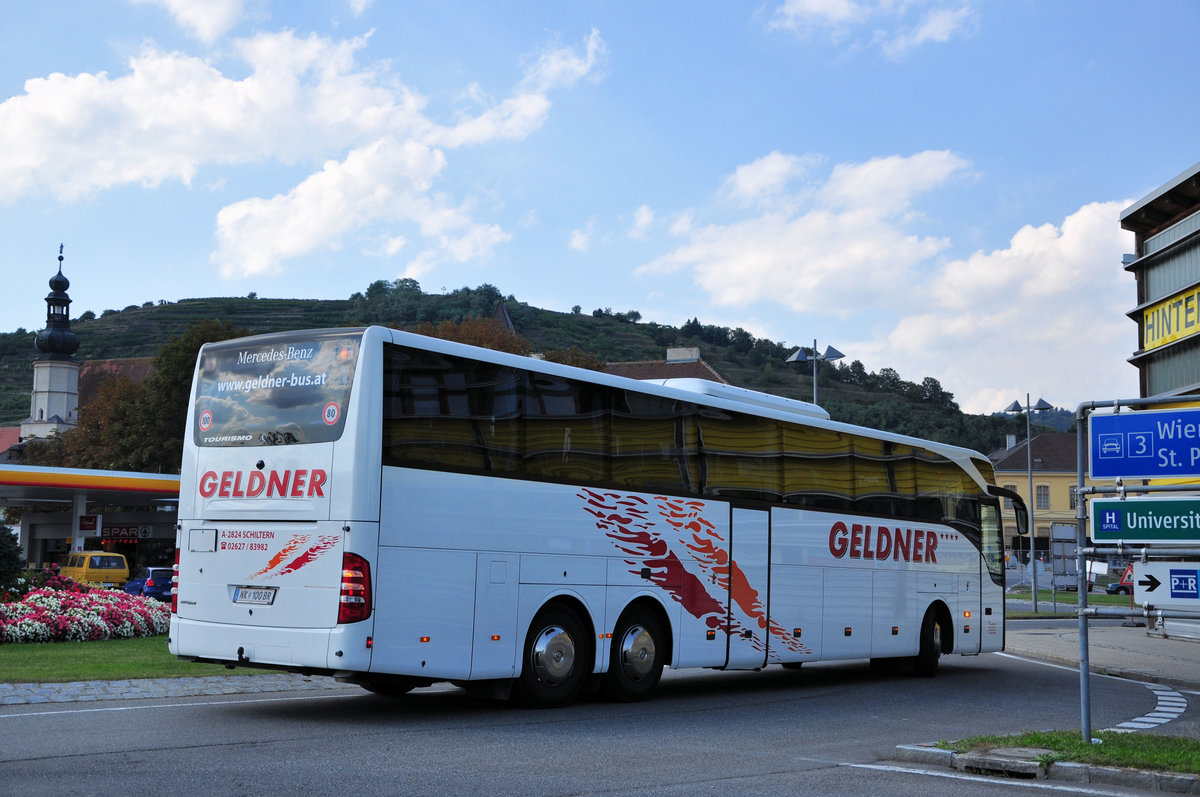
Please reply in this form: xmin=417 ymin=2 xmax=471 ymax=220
xmin=940 ymin=730 xmax=1200 ymax=775
xmin=0 ymin=635 xmax=264 ymax=683
xmin=1006 ymin=588 xmax=1133 ymax=607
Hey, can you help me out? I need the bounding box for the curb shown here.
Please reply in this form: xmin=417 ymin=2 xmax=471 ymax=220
xmin=894 ymin=743 xmax=1200 ymax=794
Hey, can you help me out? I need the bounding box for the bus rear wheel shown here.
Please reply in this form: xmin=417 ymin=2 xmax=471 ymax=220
xmin=602 ymin=607 xmax=664 ymax=702
xmin=515 ymin=606 xmax=590 ymax=708
xmin=914 ymin=607 xmax=944 ymax=677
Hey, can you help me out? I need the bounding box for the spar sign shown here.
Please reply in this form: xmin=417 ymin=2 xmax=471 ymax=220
xmin=1090 ymin=407 xmax=1200 ymax=479
xmin=1091 ymin=496 xmax=1200 ymax=544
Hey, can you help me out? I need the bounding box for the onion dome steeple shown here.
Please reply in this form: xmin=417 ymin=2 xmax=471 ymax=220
xmin=34 ymin=244 xmax=80 ymax=361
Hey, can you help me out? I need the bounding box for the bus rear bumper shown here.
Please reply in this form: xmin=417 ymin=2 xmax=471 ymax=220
xmin=170 ymin=617 xmax=372 ymax=674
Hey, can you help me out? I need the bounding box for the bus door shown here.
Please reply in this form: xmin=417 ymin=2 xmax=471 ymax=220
xmin=725 ymin=508 xmax=769 ymax=669
xmin=958 ymin=566 xmax=982 ymax=655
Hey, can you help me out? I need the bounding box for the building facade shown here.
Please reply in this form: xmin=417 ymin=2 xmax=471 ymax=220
xmin=990 ymin=432 xmax=1100 ymax=564
xmin=1122 ymin=161 xmax=1200 ymax=397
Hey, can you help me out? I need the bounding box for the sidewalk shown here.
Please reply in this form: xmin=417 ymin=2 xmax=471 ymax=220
xmin=1005 ymin=618 xmax=1200 ymax=691
xmin=0 ymin=672 xmax=356 ymax=705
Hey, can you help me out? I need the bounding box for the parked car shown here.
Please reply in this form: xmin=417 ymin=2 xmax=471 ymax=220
xmin=60 ymin=552 xmax=129 ymax=588
xmin=1106 ymin=581 xmax=1132 ymax=595
xmin=123 ymin=566 xmax=174 ymax=601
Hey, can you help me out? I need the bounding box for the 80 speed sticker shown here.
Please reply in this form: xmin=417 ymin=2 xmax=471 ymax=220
xmin=322 ymin=402 xmax=340 ymax=425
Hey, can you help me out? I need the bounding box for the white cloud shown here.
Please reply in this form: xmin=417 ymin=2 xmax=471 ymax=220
xmin=347 ymin=0 xmax=374 ymax=16
xmin=0 ymin=26 xmax=604 ymax=283
xmin=629 ymin=204 xmax=654 ymax=239
xmin=0 ymin=32 xmax=408 ymax=202
xmin=130 ymin=0 xmax=246 ymax=44
xmin=638 ymin=150 xmax=967 ymax=313
xmin=212 ymin=138 xmax=511 ymax=277
xmin=569 ymin=225 xmax=591 ymax=252
xmin=722 ymin=151 xmax=819 ymax=204
xmin=770 ymin=0 xmax=862 ymax=29
xmin=771 ymin=0 xmax=978 ymax=57
xmin=878 ymin=4 xmax=979 ymax=59
xmin=866 ymin=201 xmax=1137 ymax=414
xmin=520 ymin=28 xmax=607 ymax=93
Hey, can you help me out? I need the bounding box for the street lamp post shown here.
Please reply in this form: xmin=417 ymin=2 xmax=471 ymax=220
xmin=1003 ymin=394 xmax=1054 ymax=611
xmin=786 ymin=339 xmax=844 ymax=405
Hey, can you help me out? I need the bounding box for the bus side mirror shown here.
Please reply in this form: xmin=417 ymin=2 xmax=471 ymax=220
xmin=1013 ymin=503 xmax=1029 ymax=536
xmin=988 ymin=485 xmax=1028 ymax=535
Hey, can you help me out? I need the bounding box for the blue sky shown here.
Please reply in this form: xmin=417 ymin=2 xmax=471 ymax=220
xmin=2 ymin=0 xmax=1198 ymax=415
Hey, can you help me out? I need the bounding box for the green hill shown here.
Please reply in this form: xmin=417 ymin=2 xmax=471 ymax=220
xmin=0 ymin=281 xmax=1036 ymax=454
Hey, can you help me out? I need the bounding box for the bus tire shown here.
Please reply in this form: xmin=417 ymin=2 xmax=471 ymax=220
xmin=914 ymin=607 xmax=944 ymax=677
xmin=515 ymin=605 xmax=590 ymax=708
xmin=602 ymin=606 xmax=664 ymax=702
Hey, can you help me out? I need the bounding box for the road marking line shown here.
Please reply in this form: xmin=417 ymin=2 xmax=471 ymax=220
xmin=846 ymin=762 xmax=1136 ymax=794
xmin=1105 ymin=685 xmax=1187 ymax=733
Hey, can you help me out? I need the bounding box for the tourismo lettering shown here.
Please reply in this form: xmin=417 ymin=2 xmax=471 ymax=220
xmin=828 ymin=521 xmax=938 ymax=563
xmin=198 ymin=469 xmax=328 ymax=499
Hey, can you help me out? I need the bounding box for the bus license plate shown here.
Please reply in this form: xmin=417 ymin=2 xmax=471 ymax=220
xmin=232 ymin=586 xmax=277 ymax=605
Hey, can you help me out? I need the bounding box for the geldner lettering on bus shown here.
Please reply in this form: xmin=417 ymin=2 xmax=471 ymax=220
xmin=828 ymin=520 xmax=939 ymax=563
xmin=197 ymin=468 xmax=328 ymax=498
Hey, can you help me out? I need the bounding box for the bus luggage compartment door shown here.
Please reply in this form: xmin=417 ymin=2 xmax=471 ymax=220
xmin=725 ymin=508 xmax=769 ymax=669
xmin=371 ymin=547 xmax=476 ymax=680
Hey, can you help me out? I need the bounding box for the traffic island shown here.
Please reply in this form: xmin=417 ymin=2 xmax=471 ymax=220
xmin=894 ymin=742 xmax=1200 ymax=793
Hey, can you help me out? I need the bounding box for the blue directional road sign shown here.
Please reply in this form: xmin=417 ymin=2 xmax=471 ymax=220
xmin=1090 ymin=407 xmax=1200 ymax=479
xmin=1133 ymin=562 xmax=1200 ymax=608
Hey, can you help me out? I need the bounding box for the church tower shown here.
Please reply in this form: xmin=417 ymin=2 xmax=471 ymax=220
xmin=20 ymin=245 xmax=81 ymax=441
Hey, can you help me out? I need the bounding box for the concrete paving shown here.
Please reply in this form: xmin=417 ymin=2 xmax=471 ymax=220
xmin=0 ymin=671 xmax=356 ymax=705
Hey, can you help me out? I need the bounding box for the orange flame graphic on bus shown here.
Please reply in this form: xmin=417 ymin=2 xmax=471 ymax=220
xmin=580 ymin=488 xmax=810 ymax=657
xmin=245 ymin=534 xmax=340 ymax=581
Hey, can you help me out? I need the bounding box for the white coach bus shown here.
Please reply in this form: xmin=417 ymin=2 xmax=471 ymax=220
xmin=170 ymin=326 xmax=1025 ymax=707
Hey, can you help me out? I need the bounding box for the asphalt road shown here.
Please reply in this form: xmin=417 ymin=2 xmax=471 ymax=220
xmin=1 ymin=650 xmax=1179 ymax=796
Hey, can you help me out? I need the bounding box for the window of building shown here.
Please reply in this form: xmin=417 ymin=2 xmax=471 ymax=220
xmin=1069 ymin=486 xmax=1077 ymax=510
xmin=1036 ymin=484 xmax=1050 ymax=510
xmin=1003 ymin=484 xmax=1017 ymax=509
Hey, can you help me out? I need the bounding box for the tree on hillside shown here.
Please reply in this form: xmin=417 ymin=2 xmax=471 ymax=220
xmin=413 ymin=317 xmax=533 ymax=356
xmin=136 ymin=319 xmax=248 ymax=472
xmin=542 ymin=346 xmax=607 ymax=371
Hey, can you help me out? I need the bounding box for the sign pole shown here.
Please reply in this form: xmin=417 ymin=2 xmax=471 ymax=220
xmin=1076 ymin=416 xmax=1092 ymax=742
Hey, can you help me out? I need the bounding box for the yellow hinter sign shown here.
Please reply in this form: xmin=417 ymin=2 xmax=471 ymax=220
xmin=1144 ymin=286 xmax=1200 ymax=350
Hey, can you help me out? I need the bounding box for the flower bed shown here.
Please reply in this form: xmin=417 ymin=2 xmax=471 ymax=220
xmin=0 ymin=569 xmax=170 ymax=644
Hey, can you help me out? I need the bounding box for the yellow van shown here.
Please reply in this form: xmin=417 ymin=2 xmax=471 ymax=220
xmin=60 ymin=552 xmax=130 ymax=588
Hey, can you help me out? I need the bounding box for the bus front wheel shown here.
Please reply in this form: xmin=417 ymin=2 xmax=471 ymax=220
xmin=602 ymin=607 xmax=664 ymax=702
xmin=914 ymin=607 xmax=944 ymax=677
xmin=515 ymin=606 xmax=590 ymax=708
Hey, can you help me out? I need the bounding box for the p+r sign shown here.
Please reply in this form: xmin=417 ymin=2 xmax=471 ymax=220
xmin=1090 ymin=407 xmax=1200 ymax=479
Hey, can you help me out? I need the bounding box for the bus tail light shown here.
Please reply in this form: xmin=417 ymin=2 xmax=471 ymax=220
xmin=338 ymin=552 xmax=372 ymax=624
xmin=171 ymin=549 xmax=179 ymax=614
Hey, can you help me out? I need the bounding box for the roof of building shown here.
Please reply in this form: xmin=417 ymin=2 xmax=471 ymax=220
xmin=989 ymin=431 xmax=1078 ymax=473
xmin=78 ymin=357 xmax=156 ymax=407
xmin=604 ymin=357 xmax=730 ymax=384
xmin=1121 ymin=159 xmax=1200 ymax=238
xmin=0 ymin=427 xmax=19 ymax=456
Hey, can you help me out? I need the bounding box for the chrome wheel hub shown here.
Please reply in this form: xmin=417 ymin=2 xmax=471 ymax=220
xmin=531 ymin=625 xmax=575 ymax=685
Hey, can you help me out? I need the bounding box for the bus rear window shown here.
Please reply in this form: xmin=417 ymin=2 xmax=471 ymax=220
xmin=193 ymin=331 xmax=360 ymax=447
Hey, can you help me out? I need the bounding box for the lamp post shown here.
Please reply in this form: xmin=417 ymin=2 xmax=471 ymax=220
xmin=786 ymin=339 xmax=844 ymax=405
xmin=1003 ymin=394 xmax=1054 ymax=611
